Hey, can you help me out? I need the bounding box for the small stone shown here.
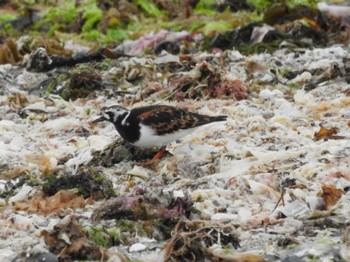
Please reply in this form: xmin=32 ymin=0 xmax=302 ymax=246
xmin=211 ymin=213 xmax=238 ymax=221
xmin=34 ymin=253 xmax=58 ymax=262
xmin=129 ymin=243 xmax=147 ymax=253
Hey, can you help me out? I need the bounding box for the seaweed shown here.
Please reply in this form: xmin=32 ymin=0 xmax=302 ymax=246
xmin=42 ymin=171 xmax=115 ymax=200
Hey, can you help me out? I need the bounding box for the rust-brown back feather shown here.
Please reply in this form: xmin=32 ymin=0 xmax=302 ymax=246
xmin=132 ymin=105 xmax=226 ymax=136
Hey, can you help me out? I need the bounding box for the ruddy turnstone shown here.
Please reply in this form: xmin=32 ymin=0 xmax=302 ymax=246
xmin=93 ymin=105 xmax=227 ymax=164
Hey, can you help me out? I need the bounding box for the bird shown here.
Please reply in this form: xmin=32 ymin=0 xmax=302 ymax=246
xmin=93 ymin=104 xmax=227 ymax=165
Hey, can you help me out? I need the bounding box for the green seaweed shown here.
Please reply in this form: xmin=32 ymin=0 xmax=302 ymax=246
xmin=287 ymin=0 xmax=321 ymax=8
xmin=107 ymin=228 xmax=122 ymax=245
xmin=82 ymin=29 xmax=101 ymax=41
xmin=115 ymin=219 xmax=137 ymax=233
xmin=201 ymin=20 xmax=233 ymax=35
xmin=35 ymin=1 xmax=77 ymax=35
xmin=1 ymin=23 xmax=16 ymax=36
xmin=247 ymin=0 xmax=321 ymax=10
xmin=134 ymin=0 xmax=163 ymax=18
xmin=194 ymin=0 xmax=217 ymax=15
xmin=247 ymin=0 xmax=275 ymax=10
xmin=188 ymin=20 xmax=203 ymax=33
xmin=25 ymin=173 xmax=41 ymax=186
xmin=3 ymin=0 xmax=320 ymax=52
xmin=105 ymin=28 xmax=130 ymax=43
xmin=42 ymin=171 xmax=115 ymax=199
xmin=87 ymin=220 xmax=156 ymax=248
xmin=16 ymin=0 xmax=261 ymax=46
xmin=287 ymin=82 xmax=300 ymax=89
xmin=114 ymin=219 xmax=150 ymax=239
xmin=0 ymin=14 xmax=17 ymax=23
xmin=82 ymin=3 xmax=102 ymax=32
xmin=87 ymin=226 xmax=110 ymax=247
xmin=35 ymin=0 xmax=103 ymax=37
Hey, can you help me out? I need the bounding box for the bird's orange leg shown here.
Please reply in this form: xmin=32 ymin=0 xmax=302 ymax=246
xmin=137 ymin=147 xmax=168 ymax=167
xmin=152 ymin=147 xmax=168 ymax=161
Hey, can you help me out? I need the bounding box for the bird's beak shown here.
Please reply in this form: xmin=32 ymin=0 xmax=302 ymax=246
xmin=92 ymin=115 xmax=107 ymax=123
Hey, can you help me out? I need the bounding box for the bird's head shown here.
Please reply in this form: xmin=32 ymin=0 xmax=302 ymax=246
xmin=93 ymin=105 xmax=129 ymax=124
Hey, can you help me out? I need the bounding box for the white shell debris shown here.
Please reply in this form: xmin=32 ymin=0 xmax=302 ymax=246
xmin=9 ymin=185 xmax=36 ymax=205
xmin=129 ymin=243 xmax=147 ymax=252
xmin=127 ymin=166 xmax=150 ymax=179
xmin=259 ymin=89 xmax=283 ymax=101
xmin=173 ymin=190 xmax=185 ymax=198
xmin=211 ymin=213 xmax=238 ymax=222
xmin=0 ymin=249 xmax=17 ymax=262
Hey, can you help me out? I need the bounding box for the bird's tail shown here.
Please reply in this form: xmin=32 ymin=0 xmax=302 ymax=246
xmin=210 ymin=115 xmax=227 ymax=122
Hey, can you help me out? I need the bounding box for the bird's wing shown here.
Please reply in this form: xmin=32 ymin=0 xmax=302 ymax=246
xmin=135 ymin=105 xmax=213 ymax=135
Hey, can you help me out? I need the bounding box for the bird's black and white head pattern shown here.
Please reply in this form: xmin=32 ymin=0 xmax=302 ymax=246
xmin=101 ymin=105 xmax=129 ymax=124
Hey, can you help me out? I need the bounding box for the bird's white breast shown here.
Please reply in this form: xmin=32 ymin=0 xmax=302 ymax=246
xmin=133 ymin=124 xmax=198 ymax=148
